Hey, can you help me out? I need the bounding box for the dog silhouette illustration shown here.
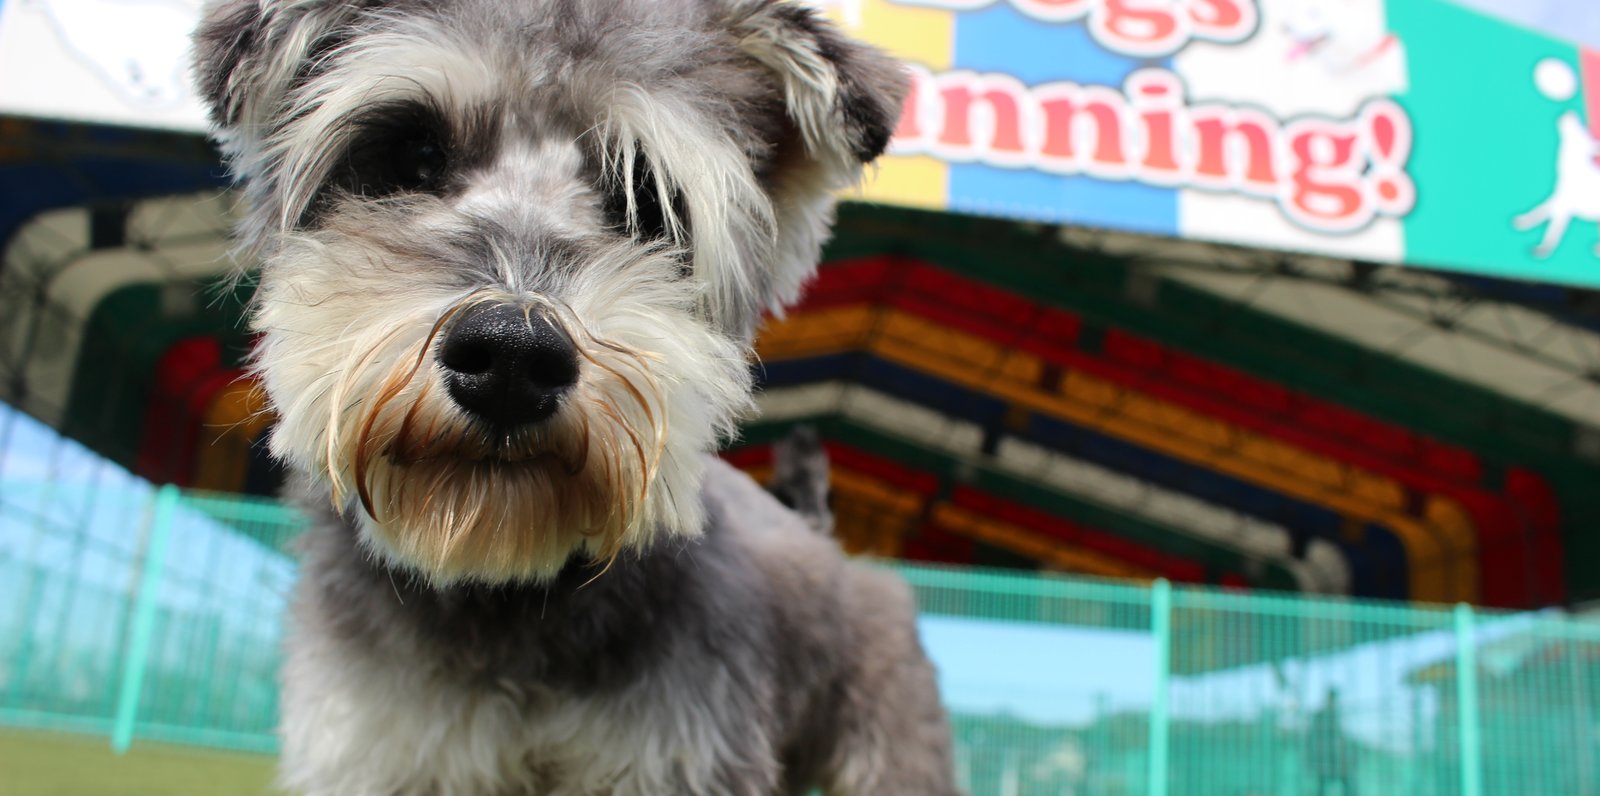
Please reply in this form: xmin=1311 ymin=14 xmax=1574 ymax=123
xmin=1515 ymin=110 xmax=1600 ymax=258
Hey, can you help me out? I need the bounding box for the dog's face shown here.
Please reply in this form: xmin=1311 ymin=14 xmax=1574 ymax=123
xmin=193 ymin=0 xmax=904 ymax=584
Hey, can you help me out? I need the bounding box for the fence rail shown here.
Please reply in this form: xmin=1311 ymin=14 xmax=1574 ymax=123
xmin=4 ymin=479 xmax=1600 ymax=795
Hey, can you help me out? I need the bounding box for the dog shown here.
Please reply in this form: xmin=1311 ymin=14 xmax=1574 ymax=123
xmin=1279 ymin=0 xmax=1407 ymax=99
xmin=190 ymin=1 xmax=958 ymax=794
xmin=1515 ymin=110 xmax=1600 ymax=258
xmin=765 ymin=425 xmax=835 ymax=535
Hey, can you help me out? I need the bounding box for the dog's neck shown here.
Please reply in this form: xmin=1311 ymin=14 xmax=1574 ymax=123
xmin=288 ymin=478 xmax=745 ymax=694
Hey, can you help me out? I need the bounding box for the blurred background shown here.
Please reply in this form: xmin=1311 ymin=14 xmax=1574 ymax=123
xmin=4 ymin=0 xmax=1600 ymax=794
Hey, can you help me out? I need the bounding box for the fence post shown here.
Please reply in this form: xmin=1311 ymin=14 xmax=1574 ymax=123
xmin=1149 ymin=578 xmax=1172 ymax=796
xmin=111 ymin=484 xmax=180 ymax=755
xmin=1453 ymin=603 xmax=1483 ymax=796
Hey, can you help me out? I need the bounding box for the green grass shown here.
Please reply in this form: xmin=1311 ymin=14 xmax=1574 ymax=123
xmin=0 ymin=730 xmax=276 ymax=796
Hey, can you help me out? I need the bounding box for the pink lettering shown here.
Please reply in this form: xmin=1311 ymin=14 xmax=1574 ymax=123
xmin=897 ymin=0 xmax=1259 ymax=56
xmin=887 ymin=66 xmax=1414 ymax=233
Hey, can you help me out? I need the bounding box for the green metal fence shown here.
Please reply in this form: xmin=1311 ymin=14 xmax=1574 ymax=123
xmin=1 ymin=479 xmax=297 ymax=754
xmin=5 ymin=476 xmax=1600 ymax=795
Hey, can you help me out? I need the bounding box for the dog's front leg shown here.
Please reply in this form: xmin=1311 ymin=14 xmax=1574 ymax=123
xmin=811 ymin=573 xmax=962 ymax=796
xmin=1514 ymin=200 xmax=1553 ymax=231
xmin=1534 ymin=208 xmax=1572 ymax=257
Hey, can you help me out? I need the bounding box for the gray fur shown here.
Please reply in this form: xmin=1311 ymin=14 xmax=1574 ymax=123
xmin=286 ymin=459 xmax=955 ymax=794
xmin=193 ymin=0 xmax=953 ymax=792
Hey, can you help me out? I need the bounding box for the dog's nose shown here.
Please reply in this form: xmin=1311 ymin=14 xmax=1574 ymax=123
xmin=438 ymin=303 xmax=579 ymax=426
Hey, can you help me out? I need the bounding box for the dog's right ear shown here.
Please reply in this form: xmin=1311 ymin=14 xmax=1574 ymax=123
xmin=192 ymin=0 xmax=369 ymax=132
xmin=708 ymin=1 xmax=907 ymax=335
xmin=724 ymin=1 xmax=908 ymax=180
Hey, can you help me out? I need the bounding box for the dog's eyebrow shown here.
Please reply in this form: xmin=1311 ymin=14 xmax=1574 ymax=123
xmin=342 ymin=98 xmax=505 ymax=157
xmin=292 ymin=24 xmax=359 ymax=88
xmin=345 ymin=97 xmax=447 ymax=132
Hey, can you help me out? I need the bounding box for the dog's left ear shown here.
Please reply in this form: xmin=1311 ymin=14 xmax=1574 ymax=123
xmin=726 ymin=1 xmax=908 ymax=177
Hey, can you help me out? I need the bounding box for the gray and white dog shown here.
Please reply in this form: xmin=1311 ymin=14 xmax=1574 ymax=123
xmin=191 ymin=1 xmax=956 ymax=794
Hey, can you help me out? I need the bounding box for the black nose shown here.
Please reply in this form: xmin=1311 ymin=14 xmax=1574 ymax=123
xmin=438 ymin=303 xmax=579 ymax=427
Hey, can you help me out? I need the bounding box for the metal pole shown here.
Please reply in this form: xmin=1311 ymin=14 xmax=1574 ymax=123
xmin=1453 ymin=603 xmax=1483 ymax=796
xmin=1571 ymin=629 xmax=1595 ymax=796
xmin=111 ymin=484 xmax=180 ymax=754
xmin=1150 ymin=579 xmax=1172 ymax=796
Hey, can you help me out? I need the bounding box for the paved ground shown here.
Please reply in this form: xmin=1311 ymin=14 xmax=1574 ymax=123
xmin=0 ymin=729 xmax=275 ymax=796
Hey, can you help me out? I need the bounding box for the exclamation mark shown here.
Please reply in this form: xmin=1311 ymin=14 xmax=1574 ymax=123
xmin=1363 ymin=101 xmax=1416 ymax=217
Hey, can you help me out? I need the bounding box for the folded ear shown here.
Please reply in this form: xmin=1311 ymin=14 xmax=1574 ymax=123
xmin=192 ymin=0 xmax=370 ymax=136
xmin=726 ymin=0 xmax=908 ymax=179
xmin=192 ymin=0 xmax=268 ymax=128
xmin=719 ymin=1 xmax=907 ymax=330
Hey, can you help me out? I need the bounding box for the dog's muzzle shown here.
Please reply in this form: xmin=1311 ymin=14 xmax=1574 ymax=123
xmin=438 ymin=303 xmax=579 ymax=427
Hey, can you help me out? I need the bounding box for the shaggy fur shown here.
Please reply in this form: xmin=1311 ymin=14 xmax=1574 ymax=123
xmin=192 ymin=0 xmax=956 ymax=793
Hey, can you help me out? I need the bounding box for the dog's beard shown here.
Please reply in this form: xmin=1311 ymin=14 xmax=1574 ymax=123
xmin=253 ymin=223 xmax=752 ymax=585
xmin=346 ymin=305 xmax=667 ymax=584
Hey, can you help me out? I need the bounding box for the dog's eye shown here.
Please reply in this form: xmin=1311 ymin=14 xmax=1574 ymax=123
xmin=352 ymin=128 xmax=447 ymax=197
xmin=601 ymin=155 xmax=687 ymax=244
xmin=330 ymin=105 xmax=452 ymax=204
xmin=394 ymin=136 xmax=447 ymax=191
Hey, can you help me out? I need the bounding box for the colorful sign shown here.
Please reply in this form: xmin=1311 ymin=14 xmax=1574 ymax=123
xmin=0 ymin=0 xmax=1596 ymax=285
xmin=826 ymin=0 xmax=1600 ymax=287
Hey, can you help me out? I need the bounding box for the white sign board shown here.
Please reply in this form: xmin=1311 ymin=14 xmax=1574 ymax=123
xmin=0 ymin=0 xmax=208 ymax=132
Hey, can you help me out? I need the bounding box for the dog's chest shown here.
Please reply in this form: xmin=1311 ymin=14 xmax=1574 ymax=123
xmin=280 ymin=641 xmax=749 ymax=796
xmin=280 ymin=503 xmax=782 ymax=795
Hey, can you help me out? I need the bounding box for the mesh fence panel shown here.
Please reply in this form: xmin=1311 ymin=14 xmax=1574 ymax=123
xmin=2 ymin=481 xmax=159 ymax=737
xmin=906 ymin=566 xmax=1161 ymax=795
xmin=1472 ymin=617 xmax=1600 ymax=796
xmin=1163 ymin=586 xmax=1461 ymax=796
xmin=127 ymin=493 xmax=298 ymax=752
xmin=5 ymin=482 xmax=1600 ymax=795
